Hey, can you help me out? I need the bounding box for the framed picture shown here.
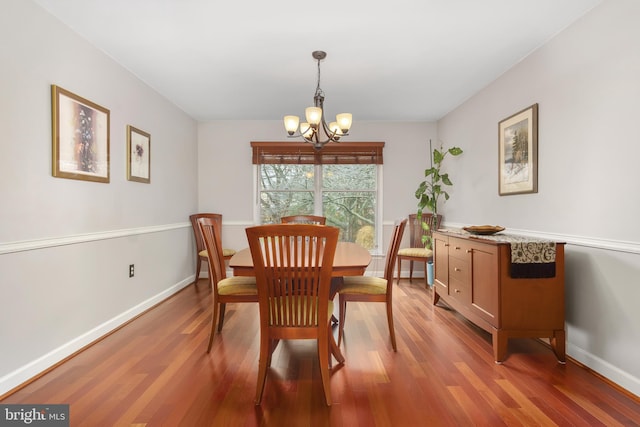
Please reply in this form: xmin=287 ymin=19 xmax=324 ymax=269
xmin=498 ymin=103 xmax=538 ymax=195
xmin=51 ymin=85 xmax=110 ymax=183
xmin=126 ymin=125 xmax=151 ymax=183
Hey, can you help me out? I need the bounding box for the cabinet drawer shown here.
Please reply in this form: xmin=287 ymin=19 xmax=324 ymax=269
xmin=449 ymin=238 xmax=473 ymax=261
xmin=449 ymin=276 xmax=471 ymax=304
xmin=449 ymin=257 xmax=470 ymax=283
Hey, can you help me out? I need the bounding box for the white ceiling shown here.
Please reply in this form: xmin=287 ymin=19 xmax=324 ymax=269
xmin=33 ymin=0 xmax=602 ymax=122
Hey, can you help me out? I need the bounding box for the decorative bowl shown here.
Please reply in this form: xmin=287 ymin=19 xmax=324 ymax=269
xmin=463 ymin=225 xmax=505 ymax=235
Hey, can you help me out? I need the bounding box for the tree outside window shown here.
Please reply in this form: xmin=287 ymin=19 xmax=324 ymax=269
xmin=253 ymin=141 xmax=384 ymax=251
xmin=259 ymin=163 xmax=378 ymax=249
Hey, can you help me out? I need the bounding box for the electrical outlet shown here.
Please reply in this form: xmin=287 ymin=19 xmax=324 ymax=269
xmin=129 ymin=264 xmax=135 ymax=278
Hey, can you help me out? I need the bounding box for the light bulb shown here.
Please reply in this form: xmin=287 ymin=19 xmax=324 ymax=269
xmin=300 ymin=122 xmax=314 ymax=139
xmin=305 ymin=107 xmax=322 ymax=126
xmin=284 ymin=115 xmax=300 ymax=135
xmin=336 ymin=113 xmax=352 ymax=133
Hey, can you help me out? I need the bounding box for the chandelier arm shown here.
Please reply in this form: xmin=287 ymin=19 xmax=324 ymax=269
xmin=320 ymin=117 xmax=336 ymax=137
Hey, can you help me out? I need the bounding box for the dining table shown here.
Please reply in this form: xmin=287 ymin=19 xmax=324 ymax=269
xmin=228 ymin=241 xmax=372 ymax=278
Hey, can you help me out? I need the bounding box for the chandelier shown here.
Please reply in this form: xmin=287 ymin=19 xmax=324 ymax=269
xmin=283 ymin=51 xmax=352 ymax=149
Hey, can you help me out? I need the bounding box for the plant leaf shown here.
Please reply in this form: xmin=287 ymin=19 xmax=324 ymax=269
xmin=433 ymin=149 xmax=444 ymax=164
xmin=424 ymin=167 xmax=436 ymax=177
xmin=449 ymin=147 xmax=463 ymax=156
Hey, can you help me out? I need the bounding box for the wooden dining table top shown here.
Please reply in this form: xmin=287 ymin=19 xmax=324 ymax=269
xmin=229 ymin=241 xmax=372 ymax=277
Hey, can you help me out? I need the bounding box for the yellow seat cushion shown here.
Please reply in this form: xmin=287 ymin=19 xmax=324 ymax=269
xmin=397 ymin=247 xmax=433 ymax=258
xmin=217 ymin=276 xmax=257 ymax=295
xmin=340 ymin=276 xmax=388 ymax=295
xmin=200 ymin=248 xmax=236 ymax=258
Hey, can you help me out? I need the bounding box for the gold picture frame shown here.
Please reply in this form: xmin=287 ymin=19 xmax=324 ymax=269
xmin=51 ymin=85 xmax=110 ymax=183
xmin=127 ymin=125 xmax=151 ymax=183
xmin=498 ymin=103 xmax=538 ymax=195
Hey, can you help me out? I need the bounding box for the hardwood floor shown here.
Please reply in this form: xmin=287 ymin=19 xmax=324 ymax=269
xmin=3 ymin=278 xmax=639 ymax=426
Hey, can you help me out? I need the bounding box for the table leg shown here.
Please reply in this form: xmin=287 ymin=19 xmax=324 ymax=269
xmin=329 ymin=326 xmax=345 ymax=365
xmin=330 ymin=277 xmax=344 ymax=324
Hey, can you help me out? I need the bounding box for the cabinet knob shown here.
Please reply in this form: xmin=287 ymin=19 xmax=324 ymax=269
xmin=454 ymin=289 xmax=461 ymax=293
xmin=466 ymin=249 xmax=472 ymax=253
xmin=454 ymin=246 xmax=461 ymax=250
xmin=444 ymin=243 xmax=449 ymax=247
xmin=454 ymin=267 xmax=461 ymax=272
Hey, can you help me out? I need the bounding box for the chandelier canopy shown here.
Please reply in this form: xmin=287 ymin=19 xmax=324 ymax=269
xmin=284 ymin=51 xmax=352 ymax=150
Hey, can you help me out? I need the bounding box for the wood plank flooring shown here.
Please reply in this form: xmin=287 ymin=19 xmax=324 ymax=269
xmin=2 ymin=278 xmax=639 ymax=426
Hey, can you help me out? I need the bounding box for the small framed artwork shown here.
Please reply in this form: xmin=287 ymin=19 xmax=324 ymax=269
xmin=498 ymin=103 xmax=538 ymax=195
xmin=51 ymin=85 xmax=110 ymax=183
xmin=127 ymin=125 xmax=151 ymax=183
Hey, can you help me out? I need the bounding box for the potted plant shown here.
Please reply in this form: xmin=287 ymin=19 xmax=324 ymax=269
xmin=415 ymin=141 xmax=463 ymax=249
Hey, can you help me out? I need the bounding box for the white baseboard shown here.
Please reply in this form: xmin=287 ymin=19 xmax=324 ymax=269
xmin=0 ymin=276 xmax=194 ymax=396
xmin=567 ymin=343 xmax=640 ymax=398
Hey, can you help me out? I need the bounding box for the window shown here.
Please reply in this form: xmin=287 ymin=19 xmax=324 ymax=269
xmin=252 ymin=142 xmax=384 ymax=251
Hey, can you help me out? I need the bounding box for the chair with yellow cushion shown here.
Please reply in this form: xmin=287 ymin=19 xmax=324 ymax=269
xmin=396 ymin=213 xmax=441 ymax=286
xmin=197 ymin=216 xmax=257 ymax=353
xmin=189 ymin=213 xmax=236 ymax=285
xmin=246 ymin=224 xmax=342 ymax=405
xmin=338 ymin=218 xmax=407 ymax=351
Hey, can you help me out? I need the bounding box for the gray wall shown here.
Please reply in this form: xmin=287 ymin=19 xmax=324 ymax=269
xmin=437 ymin=0 xmax=640 ymax=396
xmin=0 ymin=0 xmax=198 ymax=394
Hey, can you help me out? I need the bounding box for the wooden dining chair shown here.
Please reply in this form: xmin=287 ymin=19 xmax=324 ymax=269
xmin=338 ymin=218 xmax=407 ymax=351
xmin=245 ymin=224 xmax=342 ymax=406
xmin=396 ymin=213 xmax=441 ymax=285
xmin=280 ymin=214 xmax=327 ymax=225
xmin=190 ymin=213 xmax=236 ymax=285
xmin=198 ymin=217 xmax=257 ymax=353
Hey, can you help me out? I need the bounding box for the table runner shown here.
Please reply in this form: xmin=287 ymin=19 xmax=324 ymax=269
xmin=440 ymin=229 xmax=557 ymax=278
xmin=472 ymin=233 xmax=556 ymax=278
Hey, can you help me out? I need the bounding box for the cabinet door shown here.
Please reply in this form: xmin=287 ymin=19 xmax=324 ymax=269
xmin=470 ymin=243 xmax=499 ymax=327
xmin=433 ymin=233 xmax=449 ymax=292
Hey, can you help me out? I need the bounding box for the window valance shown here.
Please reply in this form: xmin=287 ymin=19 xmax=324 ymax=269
xmin=251 ymin=141 xmax=384 ymax=165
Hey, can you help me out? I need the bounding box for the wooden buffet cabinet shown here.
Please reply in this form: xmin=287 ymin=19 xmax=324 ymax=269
xmin=432 ymin=230 xmax=566 ymax=363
